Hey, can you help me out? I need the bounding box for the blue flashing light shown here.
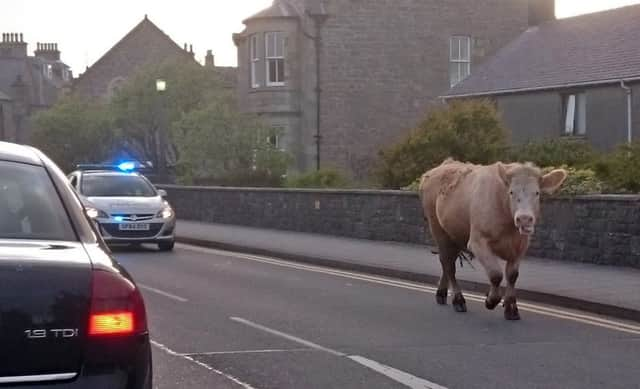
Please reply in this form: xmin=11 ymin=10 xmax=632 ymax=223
xmin=114 ymin=216 xmax=124 ymax=222
xmin=118 ymin=162 xmax=136 ymax=171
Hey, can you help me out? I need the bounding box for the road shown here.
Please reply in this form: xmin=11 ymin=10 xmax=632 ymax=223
xmin=115 ymin=244 xmax=640 ymax=389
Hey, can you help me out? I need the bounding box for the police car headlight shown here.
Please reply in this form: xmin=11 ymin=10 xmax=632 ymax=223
xmin=86 ymin=208 xmax=109 ymax=219
xmin=157 ymin=207 xmax=173 ymax=219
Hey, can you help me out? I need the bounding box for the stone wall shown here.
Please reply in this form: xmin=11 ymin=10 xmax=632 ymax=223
xmin=162 ymin=185 xmax=640 ymax=268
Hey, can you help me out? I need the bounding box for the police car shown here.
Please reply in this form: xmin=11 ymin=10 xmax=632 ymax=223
xmin=68 ymin=162 xmax=176 ymax=251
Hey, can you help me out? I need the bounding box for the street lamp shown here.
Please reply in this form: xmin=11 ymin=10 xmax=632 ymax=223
xmin=156 ymin=79 xmax=166 ymax=93
xmin=155 ymin=79 xmax=167 ymax=182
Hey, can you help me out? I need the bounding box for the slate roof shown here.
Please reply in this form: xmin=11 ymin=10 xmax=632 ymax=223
xmin=444 ymin=4 xmax=640 ymax=98
xmin=243 ymin=0 xmax=300 ymax=23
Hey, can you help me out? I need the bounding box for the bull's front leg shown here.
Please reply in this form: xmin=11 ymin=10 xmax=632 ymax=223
xmin=503 ymin=260 xmax=521 ymax=320
xmin=468 ymin=238 xmax=503 ymax=310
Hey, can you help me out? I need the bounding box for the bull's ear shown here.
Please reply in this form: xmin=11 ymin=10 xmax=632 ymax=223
xmin=497 ymin=162 xmax=510 ymax=186
xmin=541 ymin=169 xmax=568 ymax=194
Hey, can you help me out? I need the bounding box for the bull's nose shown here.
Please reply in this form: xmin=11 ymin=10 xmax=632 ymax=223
xmin=516 ymin=214 xmax=534 ymax=226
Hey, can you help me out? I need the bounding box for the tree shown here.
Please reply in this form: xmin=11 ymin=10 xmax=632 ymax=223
xmin=109 ymin=60 xmax=226 ymax=172
xmin=375 ymin=99 xmax=508 ymax=188
xmin=31 ymin=96 xmax=114 ymax=173
xmin=171 ymin=93 xmax=290 ymax=186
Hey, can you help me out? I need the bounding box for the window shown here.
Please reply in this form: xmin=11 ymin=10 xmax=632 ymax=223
xmin=250 ymin=35 xmax=260 ymax=88
xmin=563 ymin=93 xmax=586 ymax=136
xmin=267 ymin=134 xmax=280 ymax=148
xmin=450 ymin=36 xmax=471 ymax=87
xmin=0 ymin=161 xmax=76 ymax=241
xmin=81 ymin=174 xmax=157 ymax=197
xmin=265 ymin=32 xmax=285 ymax=86
xmin=43 ymin=64 xmax=53 ymax=79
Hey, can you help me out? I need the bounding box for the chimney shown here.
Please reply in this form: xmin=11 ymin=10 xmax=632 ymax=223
xmin=0 ymin=32 xmax=28 ymax=58
xmin=35 ymin=42 xmax=61 ymax=61
xmin=189 ymin=44 xmax=194 ymax=56
xmin=528 ymin=0 xmax=555 ymax=26
xmin=205 ymin=50 xmax=215 ymax=67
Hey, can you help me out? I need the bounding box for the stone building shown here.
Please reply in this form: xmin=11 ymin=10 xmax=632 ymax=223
xmin=74 ymin=16 xmax=236 ymax=100
xmin=0 ymin=33 xmax=72 ymax=143
xmin=234 ymin=0 xmax=555 ymax=178
xmin=444 ymin=4 xmax=640 ymax=152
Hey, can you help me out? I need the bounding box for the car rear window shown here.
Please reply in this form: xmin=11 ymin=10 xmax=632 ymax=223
xmin=0 ymin=161 xmax=76 ymax=241
xmin=81 ymin=174 xmax=157 ymax=197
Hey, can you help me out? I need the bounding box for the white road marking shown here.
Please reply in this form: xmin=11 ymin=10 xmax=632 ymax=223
xmin=230 ymin=316 xmax=447 ymax=389
xmin=183 ymin=348 xmax=314 ymax=356
xmin=349 ymin=355 xmax=448 ymax=389
xmin=151 ymin=340 xmax=257 ymax=389
xmin=138 ymin=283 xmax=188 ymax=302
xmin=230 ymin=317 xmax=345 ymax=356
xmin=180 ymin=244 xmax=640 ymax=335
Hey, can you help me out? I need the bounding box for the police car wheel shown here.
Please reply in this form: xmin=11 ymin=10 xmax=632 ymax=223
xmin=158 ymin=240 xmax=175 ymax=252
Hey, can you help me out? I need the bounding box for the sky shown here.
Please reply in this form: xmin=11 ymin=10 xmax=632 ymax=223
xmin=1 ymin=0 xmax=639 ymax=75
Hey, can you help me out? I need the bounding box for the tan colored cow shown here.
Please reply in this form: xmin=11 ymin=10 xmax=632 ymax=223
xmin=419 ymin=159 xmax=567 ymax=320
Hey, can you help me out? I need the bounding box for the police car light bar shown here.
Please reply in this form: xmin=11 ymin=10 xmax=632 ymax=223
xmin=76 ymin=162 xmax=151 ymax=172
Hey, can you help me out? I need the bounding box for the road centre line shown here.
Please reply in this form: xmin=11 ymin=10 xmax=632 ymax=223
xmin=138 ymin=283 xmax=189 ymax=302
xmin=179 ymin=244 xmax=640 ymax=335
xmin=231 ymin=317 xmax=447 ymax=389
xmin=151 ymin=340 xmax=257 ymax=389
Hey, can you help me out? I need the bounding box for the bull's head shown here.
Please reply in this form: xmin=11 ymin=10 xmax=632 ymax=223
xmin=498 ymin=163 xmax=567 ymax=236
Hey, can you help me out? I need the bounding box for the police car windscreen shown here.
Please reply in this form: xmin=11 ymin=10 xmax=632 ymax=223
xmin=81 ymin=174 xmax=156 ymax=197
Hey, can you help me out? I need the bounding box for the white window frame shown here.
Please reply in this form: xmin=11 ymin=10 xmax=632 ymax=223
xmin=449 ymin=36 xmax=471 ymax=87
xmin=563 ymin=93 xmax=587 ymax=136
xmin=250 ymin=35 xmax=260 ymax=88
xmin=265 ymin=32 xmax=285 ymax=87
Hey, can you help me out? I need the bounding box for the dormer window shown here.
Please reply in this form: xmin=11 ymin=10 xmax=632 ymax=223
xmin=265 ymin=32 xmax=285 ymax=86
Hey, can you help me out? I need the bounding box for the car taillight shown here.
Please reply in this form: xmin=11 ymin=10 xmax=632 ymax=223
xmin=88 ymin=269 xmax=147 ymax=337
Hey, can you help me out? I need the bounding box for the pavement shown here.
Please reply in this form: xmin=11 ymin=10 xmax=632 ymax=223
xmin=114 ymin=245 xmax=640 ymax=389
xmin=174 ymin=220 xmax=640 ymax=323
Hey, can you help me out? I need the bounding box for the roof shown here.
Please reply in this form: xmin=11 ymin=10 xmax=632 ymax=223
xmin=0 ymin=90 xmax=10 ymax=101
xmin=75 ymin=16 xmax=196 ymax=85
xmin=243 ymin=0 xmax=300 ymax=24
xmin=0 ymin=141 xmax=42 ymax=165
xmin=444 ymin=4 xmax=640 ymax=98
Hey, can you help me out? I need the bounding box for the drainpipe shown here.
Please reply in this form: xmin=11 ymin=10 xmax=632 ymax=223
xmin=621 ymin=80 xmax=633 ymax=144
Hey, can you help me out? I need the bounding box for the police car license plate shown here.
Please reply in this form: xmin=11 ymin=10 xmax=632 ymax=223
xmin=118 ymin=223 xmax=150 ymax=231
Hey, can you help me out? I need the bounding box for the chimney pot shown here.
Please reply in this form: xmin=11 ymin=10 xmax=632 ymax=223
xmin=189 ymin=44 xmax=193 ymax=52
xmin=19 ymin=33 xmax=23 ymax=42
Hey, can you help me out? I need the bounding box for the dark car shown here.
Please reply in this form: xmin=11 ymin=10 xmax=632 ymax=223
xmin=0 ymin=142 xmax=152 ymax=388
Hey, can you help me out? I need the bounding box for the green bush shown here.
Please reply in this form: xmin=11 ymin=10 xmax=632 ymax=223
xmin=511 ymin=138 xmax=597 ymax=168
xmin=593 ymin=142 xmax=640 ymax=193
xmin=286 ymin=169 xmax=349 ymax=188
xmin=542 ymin=166 xmax=603 ymax=196
xmin=375 ymin=99 xmax=508 ymax=189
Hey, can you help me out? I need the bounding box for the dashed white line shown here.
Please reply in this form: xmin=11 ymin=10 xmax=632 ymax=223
xmin=349 ymin=355 xmax=448 ymax=389
xmin=230 ymin=316 xmax=345 ymax=356
xmin=182 ymin=348 xmax=314 ymax=356
xmin=151 ymin=340 xmax=257 ymax=389
xmin=138 ymin=283 xmax=188 ymax=302
xmin=230 ymin=316 xmax=447 ymax=389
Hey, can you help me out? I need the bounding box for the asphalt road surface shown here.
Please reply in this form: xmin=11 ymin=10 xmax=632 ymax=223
xmin=114 ymin=244 xmax=640 ymax=389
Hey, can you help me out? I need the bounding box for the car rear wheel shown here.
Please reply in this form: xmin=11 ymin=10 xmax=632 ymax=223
xmin=158 ymin=240 xmax=175 ymax=251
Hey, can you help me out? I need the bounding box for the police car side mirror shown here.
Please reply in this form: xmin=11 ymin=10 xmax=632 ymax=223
xmin=157 ymin=189 xmax=168 ymax=198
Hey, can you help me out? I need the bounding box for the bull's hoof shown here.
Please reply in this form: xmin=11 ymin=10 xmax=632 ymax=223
xmin=436 ymin=289 xmax=448 ymax=305
xmin=504 ymin=298 xmax=521 ymax=321
xmin=452 ymin=293 xmax=467 ymax=313
xmin=485 ymin=294 xmax=501 ymax=310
